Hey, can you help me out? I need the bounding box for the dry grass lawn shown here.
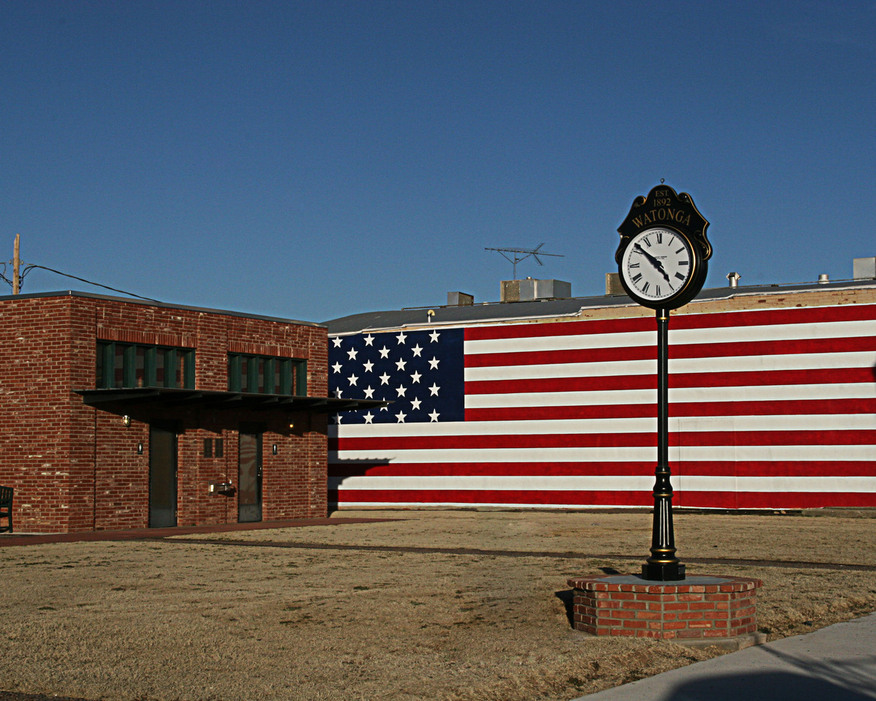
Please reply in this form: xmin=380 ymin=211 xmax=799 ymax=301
xmin=1 ymin=509 xmax=874 ymax=701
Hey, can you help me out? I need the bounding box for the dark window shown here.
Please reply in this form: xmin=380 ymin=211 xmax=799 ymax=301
xmin=227 ymin=353 xmax=306 ymax=396
xmin=97 ymin=342 xmax=194 ymax=389
xmin=203 ymin=437 xmax=223 ymax=457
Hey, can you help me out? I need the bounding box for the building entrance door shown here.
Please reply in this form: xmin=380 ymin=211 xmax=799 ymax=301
xmin=149 ymin=425 xmax=177 ymax=528
xmin=238 ymin=431 xmax=263 ymax=523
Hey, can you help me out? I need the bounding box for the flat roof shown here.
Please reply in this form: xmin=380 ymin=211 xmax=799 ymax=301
xmin=323 ymin=279 xmax=876 ymax=335
xmin=0 ymin=290 xmax=323 ymax=328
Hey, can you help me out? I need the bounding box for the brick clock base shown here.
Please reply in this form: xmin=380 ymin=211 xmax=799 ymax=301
xmin=567 ymin=575 xmax=763 ymax=645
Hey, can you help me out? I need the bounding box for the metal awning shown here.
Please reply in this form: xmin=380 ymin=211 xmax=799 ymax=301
xmin=74 ymin=387 xmax=385 ymax=414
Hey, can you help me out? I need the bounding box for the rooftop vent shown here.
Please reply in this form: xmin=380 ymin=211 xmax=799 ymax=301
xmin=726 ymin=272 xmax=741 ymax=288
xmin=605 ymin=272 xmax=625 ymax=295
xmin=501 ymin=278 xmax=571 ymax=303
xmin=853 ymin=257 xmax=876 ymax=280
xmin=447 ymin=291 xmax=474 ymax=306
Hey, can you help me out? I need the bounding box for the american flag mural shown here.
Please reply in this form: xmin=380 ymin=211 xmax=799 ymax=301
xmin=328 ymin=301 xmax=876 ymax=509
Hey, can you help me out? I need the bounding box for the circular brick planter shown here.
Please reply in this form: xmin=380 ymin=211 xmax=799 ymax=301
xmin=567 ymin=574 xmax=763 ymax=643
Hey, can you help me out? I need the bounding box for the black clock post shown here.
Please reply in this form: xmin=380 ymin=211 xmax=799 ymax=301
xmin=643 ymin=305 xmax=684 ymax=581
xmin=614 ymin=184 xmax=712 ymax=582
xmin=568 ymin=187 xmax=762 ymax=643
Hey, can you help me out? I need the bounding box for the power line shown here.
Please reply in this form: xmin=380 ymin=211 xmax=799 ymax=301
xmin=4 ymin=262 xmax=161 ymax=303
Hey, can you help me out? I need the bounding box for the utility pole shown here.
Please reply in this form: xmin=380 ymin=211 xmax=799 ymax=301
xmin=13 ymin=234 xmax=20 ymax=294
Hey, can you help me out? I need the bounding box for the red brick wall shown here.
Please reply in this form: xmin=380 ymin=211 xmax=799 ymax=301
xmin=567 ymin=575 xmax=762 ymax=640
xmin=0 ymin=293 xmax=330 ymax=532
xmin=0 ymin=296 xmax=77 ymax=532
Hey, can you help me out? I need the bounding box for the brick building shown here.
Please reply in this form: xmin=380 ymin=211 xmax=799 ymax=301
xmin=0 ymin=291 xmax=375 ymax=533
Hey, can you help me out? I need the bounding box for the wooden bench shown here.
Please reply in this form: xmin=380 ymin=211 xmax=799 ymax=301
xmin=0 ymin=486 xmax=13 ymax=533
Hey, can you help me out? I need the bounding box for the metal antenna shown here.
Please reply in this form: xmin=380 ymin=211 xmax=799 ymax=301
xmin=484 ymin=243 xmax=564 ymax=279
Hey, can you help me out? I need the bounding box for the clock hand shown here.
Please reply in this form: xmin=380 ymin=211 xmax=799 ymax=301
xmin=633 ymin=243 xmax=672 ymax=284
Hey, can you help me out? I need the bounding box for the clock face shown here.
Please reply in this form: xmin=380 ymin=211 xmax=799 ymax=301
xmin=620 ymin=227 xmax=695 ymax=304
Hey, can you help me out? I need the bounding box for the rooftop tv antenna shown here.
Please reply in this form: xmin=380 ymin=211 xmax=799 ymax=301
xmin=485 ymin=243 xmax=564 ymax=279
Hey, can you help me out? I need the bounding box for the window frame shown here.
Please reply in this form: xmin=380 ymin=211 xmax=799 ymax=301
xmin=96 ymin=341 xmax=195 ymax=390
xmin=227 ymin=352 xmax=306 ymax=396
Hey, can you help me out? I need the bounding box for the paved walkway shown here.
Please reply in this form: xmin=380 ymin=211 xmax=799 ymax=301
xmin=576 ymin=612 xmax=876 ymax=700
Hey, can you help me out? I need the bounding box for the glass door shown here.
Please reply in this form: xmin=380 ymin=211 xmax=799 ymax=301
xmin=238 ymin=431 xmax=263 ymax=522
xmin=149 ymin=425 xmax=177 ymax=528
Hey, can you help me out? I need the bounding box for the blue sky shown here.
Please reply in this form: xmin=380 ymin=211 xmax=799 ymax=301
xmin=2 ymin=1 xmax=874 ymax=322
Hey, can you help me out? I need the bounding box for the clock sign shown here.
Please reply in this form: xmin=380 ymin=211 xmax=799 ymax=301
xmin=616 ymin=184 xmax=711 ymax=310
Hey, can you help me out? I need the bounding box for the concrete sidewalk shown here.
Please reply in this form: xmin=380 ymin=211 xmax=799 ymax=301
xmin=576 ymin=612 xmax=876 ymax=700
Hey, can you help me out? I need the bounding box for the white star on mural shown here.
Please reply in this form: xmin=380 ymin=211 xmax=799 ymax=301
xmin=363 ymin=386 xmax=375 ymax=398
xmin=332 ymin=362 xmax=343 ymax=374
xmin=332 ymin=337 xmax=343 ymax=348
xmin=363 ymin=360 xmax=374 ymax=372
xmin=429 ymin=383 xmax=440 ymax=396
xmin=429 ymin=409 xmax=440 ymax=422
xmin=410 ymin=397 xmax=422 ymax=410
xmin=363 ymin=412 xmax=374 ymax=424
xmin=396 ymin=332 xmax=407 ymax=345
xmin=411 ymin=344 xmax=423 ymax=357
xmin=428 ymin=357 xmax=440 ymax=370
xmin=410 ymin=371 xmax=422 ymax=384
xmin=395 ymin=358 xmax=407 ymax=371
xmin=379 ymin=373 xmax=391 ymax=385
xmin=364 ymin=334 xmax=375 ymax=346
xmin=429 ymin=330 xmax=440 ymax=343
xmin=347 ymin=348 xmax=358 ymax=361
xmin=347 ymin=374 xmax=358 ymax=386
xmin=396 ymin=385 xmax=407 ymax=397
xmin=395 ymin=411 xmax=407 ymax=423
xmin=379 ymin=346 xmax=390 ymax=359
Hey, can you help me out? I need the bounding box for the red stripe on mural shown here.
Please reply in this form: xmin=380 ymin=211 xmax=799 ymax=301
xmin=465 ymin=316 xmax=654 ymax=341
xmin=463 ymin=398 xmax=876 ymax=422
xmin=328 ymin=488 xmax=876 ymax=509
xmin=327 ymin=461 xmax=876 ymax=479
xmin=465 ymin=404 xmax=657 ymax=420
xmin=334 ymin=433 xmax=656 ymax=451
xmin=466 ymin=367 xmax=875 ymax=395
xmin=678 ymin=491 xmax=876 ymax=509
xmin=673 ymin=304 xmax=876 ymax=331
xmin=465 ymin=304 xmax=876 ymax=342
xmin=466 ymin=374 xmax=656 ymax=394
xmin=464 ymin=335 xmax=876 ymax=368
xmin=332 ymin=429 xmax=876 ymax=452
xmin=332 ymin=489 xmax=655 ymax=507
